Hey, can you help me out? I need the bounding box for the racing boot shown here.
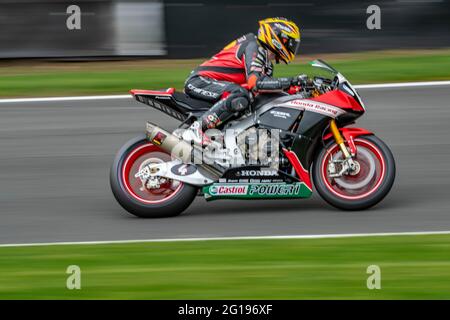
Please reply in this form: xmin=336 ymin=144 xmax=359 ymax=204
xmin=181 ymin=94 xmax=249 ymax=151
xmin=181 ymin=97 xmax=233 ymax=145
xmin=181 ymin=121 xmax=207 ymax=145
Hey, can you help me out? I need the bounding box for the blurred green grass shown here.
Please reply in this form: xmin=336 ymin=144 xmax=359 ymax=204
xmin=0 ymin=234 xmax=449 ymax=299
xmin=0 ymin=49 xmax=449 ymax=97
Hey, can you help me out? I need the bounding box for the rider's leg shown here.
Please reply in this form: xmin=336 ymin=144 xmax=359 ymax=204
xmin=184 ymin=76 xmax=226 ymax=103
xmin=200 ymin=90 xmax=249 ymax=130
xmin=184 ymin=76 xmax=250 ymax=132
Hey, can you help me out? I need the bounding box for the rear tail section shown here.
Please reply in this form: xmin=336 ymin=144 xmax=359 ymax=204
xmin=130 ymin=88 xmax=213 ymax=121
xmin=130 ymin=88 xmax=187 ymax=121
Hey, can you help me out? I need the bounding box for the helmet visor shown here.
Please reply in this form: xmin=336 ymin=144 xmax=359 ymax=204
xmin=287 ymin=38 xmax=300 ymax=55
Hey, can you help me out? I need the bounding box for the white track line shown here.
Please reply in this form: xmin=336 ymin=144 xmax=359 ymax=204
xmin=0 ymin=94 xmax=130 ymax=103
xmin=0 ymin=80 xmax=449 ymax=104
xmin=354 ymin=80 xmax=450 ymax=89
xmin=1 ymin=230 xmax=450 ymax=248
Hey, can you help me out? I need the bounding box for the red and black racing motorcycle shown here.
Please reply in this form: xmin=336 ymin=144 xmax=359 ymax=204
xmin=110 ymin=60 xmax=395 ymax=218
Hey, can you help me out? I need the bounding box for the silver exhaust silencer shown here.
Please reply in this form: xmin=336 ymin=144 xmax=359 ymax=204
xmin=146 ymin=122 xmax=222 ymax=177
xmin=146 ymin=122 xmax=198 ymax=163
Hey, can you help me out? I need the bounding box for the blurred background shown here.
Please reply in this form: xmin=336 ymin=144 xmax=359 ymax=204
xmin=0 ymin=0 xmax=449 ymax=59
xmin=1 ymin=0 xmax=450 ymax=300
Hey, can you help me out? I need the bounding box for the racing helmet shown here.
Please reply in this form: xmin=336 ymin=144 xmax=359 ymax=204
xmin=257 ymin=17 xmax=301 ymax=64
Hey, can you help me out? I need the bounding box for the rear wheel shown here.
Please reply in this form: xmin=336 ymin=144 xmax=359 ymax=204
xmin=110 ymin=135 xmax=197 ymax=218
xmin=312 ymin=135 xmax=395 ymax=210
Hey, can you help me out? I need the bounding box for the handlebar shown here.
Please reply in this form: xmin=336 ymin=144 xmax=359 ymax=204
xmin=240 ymin=74 xmax=338 ymax=96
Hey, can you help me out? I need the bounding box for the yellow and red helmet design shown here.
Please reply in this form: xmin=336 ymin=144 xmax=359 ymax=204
xmin=257 ymin=17 xmax=301 ymax=64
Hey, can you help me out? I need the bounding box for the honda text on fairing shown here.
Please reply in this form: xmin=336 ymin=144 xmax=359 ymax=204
xmin=110 ymin=60 xmax=395 ymax=218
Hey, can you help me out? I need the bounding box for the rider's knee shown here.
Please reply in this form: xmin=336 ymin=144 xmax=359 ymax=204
xmin=226 ymin=87 xmax=250 ymax=112
xmin=229 ymin=96 xmax=249 ymax=112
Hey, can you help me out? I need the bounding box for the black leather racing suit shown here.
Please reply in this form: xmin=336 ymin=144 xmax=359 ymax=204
xmin=184 ymin=33 xmax=294 ymax=130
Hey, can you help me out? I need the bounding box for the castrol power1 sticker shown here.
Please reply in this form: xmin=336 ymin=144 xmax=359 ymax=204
xmin=204 ymin=183 xmax=312 ymax=200
xmin=209 ymin=185 xmax=248 ymax=196
xmin=282 ymin=99 xmax=345 ymax=118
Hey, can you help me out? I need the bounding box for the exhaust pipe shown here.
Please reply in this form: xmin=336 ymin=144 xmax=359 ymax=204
xmin=146 ymin=122 xmax=196 ymax=163
xmin=145 ymin=122 xmax=222 ymax=176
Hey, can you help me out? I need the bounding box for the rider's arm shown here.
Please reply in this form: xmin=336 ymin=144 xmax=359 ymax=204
xmin=242 ymin=41 xmax=294 ymax=92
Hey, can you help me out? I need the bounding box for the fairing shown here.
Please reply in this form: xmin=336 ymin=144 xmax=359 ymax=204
xmin=130 ymin=59 xmax=373 ymax=197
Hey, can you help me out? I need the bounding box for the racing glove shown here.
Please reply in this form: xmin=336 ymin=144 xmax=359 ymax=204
xmin=255 ymin=77 xmax=296 ymax=91
xmin=254 ymin=74 xmax=310 ymax=92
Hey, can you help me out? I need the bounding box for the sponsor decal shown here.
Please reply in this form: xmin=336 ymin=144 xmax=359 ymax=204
xmin=152 ymin=131 xmax=166 ymax=146
xmin=271 ymin=38 xmax=283 ymax=50
xmin=171 ymin=164 xmax=197 ymax=176
xmin=285 ymin=99 xmax=345 ymax=118
xmin=274 ymin=23 xmax=293 ymax=33
xmin=187 ymin=83 xmax=219 ymax=98
xmin=206 ymin=113 xmax=221 ymax=128
xmin=270 ymin=110 xmax=291 ymax=119
xmin=249 ymin=184 xmax=301 ymax=196
xmin=155 ymin=96 xmax=171 ymax=100
xmin=209 ymin=185 xmax=248 ymax=196
xmin=238 ymin=169 xmax=278 ymax=177
xmin=204 ymin=183 xmax=312 ymax=200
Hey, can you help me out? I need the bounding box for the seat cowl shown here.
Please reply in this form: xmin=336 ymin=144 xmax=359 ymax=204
xmin=131 ymin=88 xmax=213 ymax=121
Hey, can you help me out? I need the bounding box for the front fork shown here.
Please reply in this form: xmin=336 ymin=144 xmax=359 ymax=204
xmin=330 ymin=120 xmax=351 ymax=158
xmin=328 ymin=120 xmax=358 ymax=177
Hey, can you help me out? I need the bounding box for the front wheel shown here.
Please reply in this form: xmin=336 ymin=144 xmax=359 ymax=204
xmin=312 ymin=135 xmax=395 ymax=210
xmin=110 ymin=134 xmax=197 ymax=218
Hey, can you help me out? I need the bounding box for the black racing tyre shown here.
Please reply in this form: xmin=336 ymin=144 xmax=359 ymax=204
xmin=312 ymin=135 xmax=395 ymax=210
xmin=110 ymin=134 xmax=197 ymax=218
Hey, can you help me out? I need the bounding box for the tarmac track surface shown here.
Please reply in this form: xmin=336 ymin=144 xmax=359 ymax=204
xmin=0 ymin=85 xmax=449 ymax=244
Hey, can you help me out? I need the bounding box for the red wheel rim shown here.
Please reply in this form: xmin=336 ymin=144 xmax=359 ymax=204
xmin=321 ymin=139 xmax=386 ymax=200
xmin=121 ymin=142 xmax=183 ymax=204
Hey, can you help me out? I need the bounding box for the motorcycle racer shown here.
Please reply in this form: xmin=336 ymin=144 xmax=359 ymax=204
xmin=115 ymin=58 xmax=396 ymax=217
xmin=183 ymin=17 xmax=301 ymax=142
